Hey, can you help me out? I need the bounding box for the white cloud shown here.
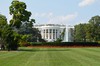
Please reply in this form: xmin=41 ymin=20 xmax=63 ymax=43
xmin=32 ymin=12 xmax=78 ymax=25
xmin=48 ymin=13 xmax=78 ymax=25
xmin=33 ymin=12 xmax=53 ymax=18
xmin=79 ymin=0 xmax=96 ymax=7
xmin=19 ymin=0 xmax=23 ymax=1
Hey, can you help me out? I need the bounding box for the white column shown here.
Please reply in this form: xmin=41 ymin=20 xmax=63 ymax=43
xmin=43 ymin=29 xmax=44 ymax=39
xmin=41 ymin=29 xmax=43 ymax=39
xmin=46 ymin=29 xmax=48 ymax=39
xmin=48 ymin=29 xmax=50 ymax=39
xmin=56 ymin=29 xmax=58 ymax=39
xmin=58 ymin=29 xmax=60 ymax=39
xmin=45 ymin=29 xmax=46 ymax=39
xmin=52 ymin=29 xmax=53 ymax=39
xmin=55 ymin=29 xmax=56 ymax=40
xmin=50 ymin=29 xmax=51 ymax=39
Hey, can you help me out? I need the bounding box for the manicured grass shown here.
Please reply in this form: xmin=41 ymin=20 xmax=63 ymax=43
xmin=0 ymin=47 xmax=100 ymax=66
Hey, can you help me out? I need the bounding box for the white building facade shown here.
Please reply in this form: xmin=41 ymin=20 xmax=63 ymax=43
xmin=34 ymin=24 xmax=66 ymax=42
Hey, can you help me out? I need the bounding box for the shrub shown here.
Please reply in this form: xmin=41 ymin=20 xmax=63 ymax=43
xmin=19 ymin=41 xmax=30 ymax=47
xmin=28 ymin=42 xmax=99 ymax=47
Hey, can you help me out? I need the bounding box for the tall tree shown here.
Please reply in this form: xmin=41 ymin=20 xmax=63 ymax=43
xmin=88 ymin=15 xmax=100 ymax=42
xmin=0 ymin=14 xmax=7 ymax=50
xmin=9 ymin=0 xmax=43 ymax=43
xmin=74 ymin=23 xmax=86 ymax=42
xmin=85 ymin=24 xmax=92 ymax=42
xmin=9 ymin=0 xmax=35 ymax=28
xmin=74 ymin=15 xmax=100 ymax=42
xmin=1 ymin=25 xmax=20 ymax=50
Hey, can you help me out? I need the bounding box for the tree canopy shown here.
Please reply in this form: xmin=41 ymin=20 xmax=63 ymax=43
xmin=0 ymin=14 xmax=7 ymax=50
xmin=9 ymin=0 xmax=43 ymax=44
xmin=74 ymin=15 xmax=100 ymax=42
xmin=9 ymin=0 xmax=35 ymax=28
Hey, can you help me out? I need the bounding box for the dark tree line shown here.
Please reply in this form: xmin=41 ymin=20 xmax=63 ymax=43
xmin=74 ymin=15 xmax=100 ymax=42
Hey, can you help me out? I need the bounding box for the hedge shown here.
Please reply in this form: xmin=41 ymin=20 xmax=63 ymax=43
xmin=25 ymin=42 xmax=100 ymax=47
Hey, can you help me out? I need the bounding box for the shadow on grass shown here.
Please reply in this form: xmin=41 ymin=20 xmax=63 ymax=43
xmin=18 ymin=49 xmax=71 ymax=52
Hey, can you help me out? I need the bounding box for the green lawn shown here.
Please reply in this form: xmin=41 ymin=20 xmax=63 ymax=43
xmin=0 ymin=47 xmax=100 ymax=66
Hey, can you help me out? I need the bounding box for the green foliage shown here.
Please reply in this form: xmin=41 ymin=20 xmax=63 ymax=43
xmin=9 ymin=0 xmax=35 ymax=28
xmin=18 ymin=26 xmax=42 ymax=42
xmin=9 ymin=0 xmax=42 ymax=43
xmin=0 ymin=14 xmax=7 ymax=26
xmin=55 ymin=38 xmax=62 ymax=43
xmin=0 ymin=14 xmax=7 ymax=50
xmin=74 ymin=15 xmax=100 ymax=42
xmin=0 ymin=14 xmax=21 ymax=51
xmin=21 ymin=34 xmax=31 ymax=41
xmin=19 ymin=41 xmax=29 ymax=47
xmin=1 ymin=26 xmax=20 ymax=50
xmin=74 ymin=23 xmax=87 ymax=42
xmin=88 ymin=15 xmax=100 ymax=41
xmin=8 ymin=0 xmax=43 ymax=49
xmin=19 ymin=41 xmax=99 ymax=47
xmin=19 ymin=34 xmax=31 ymax=46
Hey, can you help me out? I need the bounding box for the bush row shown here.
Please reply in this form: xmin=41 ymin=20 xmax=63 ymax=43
xmin=60 ymin=42 xmax=99 ymax=46
xmin=20 ymin=42 xmax=100 ymax=47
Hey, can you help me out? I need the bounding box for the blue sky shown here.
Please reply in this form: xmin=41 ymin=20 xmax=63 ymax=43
xmin=0 ymin=0 xmax=100 ymax=26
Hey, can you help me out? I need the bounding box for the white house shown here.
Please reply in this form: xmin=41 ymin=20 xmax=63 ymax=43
xmin=34 ymin=24 xmax=66 ymax=42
